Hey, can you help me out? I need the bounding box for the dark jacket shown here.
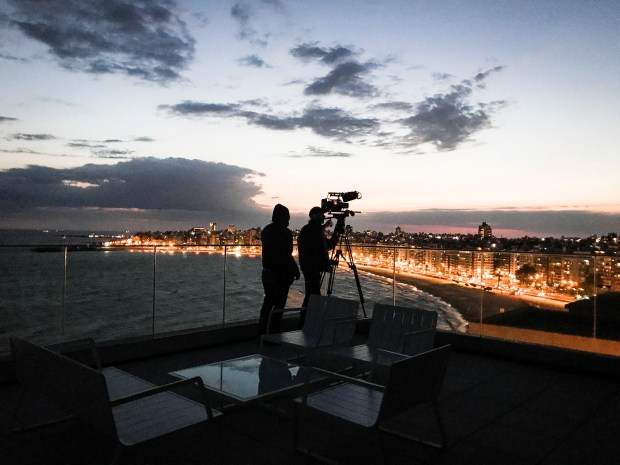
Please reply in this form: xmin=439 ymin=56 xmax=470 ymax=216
xmin=261 ymin=206 xmax=299 ymax=282
xmin=297 ymin=220 xmax=339 ymax=274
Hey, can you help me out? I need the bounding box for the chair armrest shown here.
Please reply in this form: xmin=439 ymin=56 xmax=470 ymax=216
xmin=318 ymin=316 xmax=358 ymax=345
xmin=311 ymin=366 xmax=384 ymax=388
xmin=367 ymin=349 xmax=411 ymax=382
xmin=300 ymin=365 xmax=384 ymax=406
xmin=270 ymin=306 xmax=306 ymax=315
xmin=303 ymin=365 xmax=385 ymax=392
xmin=404 ymin=329 xmax=435 ymax=339
xmin=109 ymin=376 xmax=217 ymax=420
xmin=48 ymin=337 xmax=102 ymax=371
xmin=373 ymin=348 xmax=409 ymax=366
xmin=403 ymin=328 xmax=436 ymax=354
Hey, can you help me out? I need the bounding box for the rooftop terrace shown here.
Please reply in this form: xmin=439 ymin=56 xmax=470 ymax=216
xmin=2 ymin=325 xmax=620 ymax=465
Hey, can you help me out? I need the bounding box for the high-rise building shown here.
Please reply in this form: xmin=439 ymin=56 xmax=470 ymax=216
xmin=478 ymin=222 xmax=493 ymax=239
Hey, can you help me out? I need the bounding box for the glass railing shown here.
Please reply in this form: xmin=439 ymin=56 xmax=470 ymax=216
xmin=1 ymin=242 xmax=618 ymax=357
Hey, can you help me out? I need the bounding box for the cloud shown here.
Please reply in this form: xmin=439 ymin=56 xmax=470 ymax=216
xmin=291 ymin=43 xmax=356 ymax=64
xmin=287 ymin=146 xmax=354 ymax=158
xmin=6 ymin=0 xmax=194 ymax=83
xmin=69 ymin=137 xmax=155 ymax=149
xmin=160 ymin=64 xmax=502 ymax=150
xmin=0 ymin=157 xmax=267 ymax=229
xmin=231 ymin=2 xmax=252 ymax=28
xmin=0 ymin=52 xmax=28 ymax=62
xmin=237 ymin=54 xmax=271 ymax=68
xmin=67 ymin=142 xmax=107 ymax=149
xmin=291 ymin=107 xmax=378 ymax=139
xmin=161 ymin=101 xmax=379 ymax=142
xmin=160 ymin=101 xmax=240 ymax=116
xmin=370 ymin=102 xmax=414 ymax=112
xmin=10 ymin=133 xmax=56 ymax=141
xmin=230 ymin=0 xmax=286 ymax=44
xmin=91 ymin=149 xmax=135 ymax=158
xmin=0 ymin=116 xmax=18 ymax=123
xmin=304 ymin=61 xmax=379 ymax=98
xmin=399 ymin=68 xmax=506 ymax=151
xmin=289 ymin=43 xmax=377 ymax=98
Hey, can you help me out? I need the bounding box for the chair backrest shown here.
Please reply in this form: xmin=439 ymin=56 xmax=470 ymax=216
xmin=378 ymin=345 xmax=451 ymax=424
xmin=368 ymin=303 xmax=437 ymax=353
xmin=10 ymin=336 xmax=118 ymax=439
xmin=301 ymin=294 xmax=359 ymax=345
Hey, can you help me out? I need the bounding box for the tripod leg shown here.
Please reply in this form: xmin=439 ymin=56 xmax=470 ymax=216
xmin=342 ymin=235 xmax=367 ymax=318
xmin=325 ymin=249 xmax=340 ymax=295
xmin=350 ymin=263 xmax=366 ymax=318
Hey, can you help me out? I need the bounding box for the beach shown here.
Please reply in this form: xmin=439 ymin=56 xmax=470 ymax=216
xmin=358 ymin=265 xmax=568 ymax=322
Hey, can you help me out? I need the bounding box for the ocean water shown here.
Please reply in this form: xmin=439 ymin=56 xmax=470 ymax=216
xmin=0 ymin=230 xmax=466 ymax=352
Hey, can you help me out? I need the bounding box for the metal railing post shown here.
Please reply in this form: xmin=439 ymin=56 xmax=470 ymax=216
xmin=152 ymin=246 xmax=157 ymax=337
xmin=222 ymin=245 xmax=227 ymax=327
xmin=62 ymin=246 xmax=67 ymax=341
xmin=593 ymin=256 xmax=597 ymax=339
xmin=392 ymin=246 xmax=396 ymax=305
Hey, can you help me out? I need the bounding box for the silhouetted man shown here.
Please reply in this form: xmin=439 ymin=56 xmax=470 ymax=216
xmin=297 ymin=207 xmax=344 ymax=324
xmin=259 ymin=204 xmax=300 ymax=335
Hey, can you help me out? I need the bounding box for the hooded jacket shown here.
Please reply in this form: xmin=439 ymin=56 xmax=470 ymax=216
xmin=261 ymin=204 xmax=299 ymax=281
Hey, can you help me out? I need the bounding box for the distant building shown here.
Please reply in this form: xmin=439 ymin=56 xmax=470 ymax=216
xmin=209 ymin=222 xmax=217 ymax=232
xmin=189 ymin=227 xmax=207 ymax=244
xmin=478 ymin=222 xmax=493 ymax=239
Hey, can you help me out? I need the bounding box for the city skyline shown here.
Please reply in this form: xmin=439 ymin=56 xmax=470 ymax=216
xmin=1 ymin=1 xmax=619 ymax=237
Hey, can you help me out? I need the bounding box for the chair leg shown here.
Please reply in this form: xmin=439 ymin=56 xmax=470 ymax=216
xmin=10 ymin=388 xmax=74 ymax=434
xmin=433 ymin=400 xmax=447 ymax=449
xmin=372 ymin=429 xmax=386 ymax=465
xmin=293 ymin=402 xmax=300 ymax=450
xmin=108 ymin=444 xmax=122 ymax=465
xmin=294 ymin=404 xmax=342 ymax=465
xmin=379 ymin=402 xmax=446 ymax=450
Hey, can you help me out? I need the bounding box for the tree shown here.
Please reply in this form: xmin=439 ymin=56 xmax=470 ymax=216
xmin=516 ymin=263 xmax=537 ymax=284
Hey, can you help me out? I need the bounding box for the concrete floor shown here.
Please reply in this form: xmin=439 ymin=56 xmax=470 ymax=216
xmin=2 ymin=336 xmax=620 ymax=465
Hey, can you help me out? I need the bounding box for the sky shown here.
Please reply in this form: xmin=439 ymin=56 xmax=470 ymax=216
xmin=0 ymin=0 xmax=619 ymax=238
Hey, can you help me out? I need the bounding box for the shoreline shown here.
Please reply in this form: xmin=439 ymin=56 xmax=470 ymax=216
xmin=358 ymin=265 xmax=568 ymax=322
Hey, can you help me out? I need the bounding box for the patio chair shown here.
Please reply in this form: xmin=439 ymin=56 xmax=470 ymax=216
xmin=294 ymin=345 xmax=451 ymax=463
xmin=260 ymin=294 xmax=359 ymax=354
xmin=10 ymin=336 xmax=221 ymax=464
xmin=329 ymin=303 xmax=437 ymax=378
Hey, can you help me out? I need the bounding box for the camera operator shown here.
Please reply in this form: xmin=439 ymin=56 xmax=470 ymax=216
xmin=297 ymin=206 xmax=345 ymax=325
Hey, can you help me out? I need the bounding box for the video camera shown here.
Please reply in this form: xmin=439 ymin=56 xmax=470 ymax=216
xmin=321 ymin=191 xmax=362 ymax=218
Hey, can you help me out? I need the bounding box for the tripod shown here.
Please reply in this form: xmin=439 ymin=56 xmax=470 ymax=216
xmin=322 ymin=228 xmax=367 ymax=318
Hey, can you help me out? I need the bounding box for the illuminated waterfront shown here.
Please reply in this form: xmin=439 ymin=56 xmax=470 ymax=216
xmin=103 ymin=238 xmax=615 ymax=305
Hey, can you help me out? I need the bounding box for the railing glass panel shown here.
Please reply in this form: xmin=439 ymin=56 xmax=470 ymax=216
xmin=153 ymin=247 xmax=226 ymax=333
xmin=63 ymin=249 xmax=153 ymax=342
xmin=0 ymin=247 xmax=64 ymax=351
xmin=221 ymin=246 xmax=264 ymax=326
xmin=3 ymin=242 xmax=619 ymax=358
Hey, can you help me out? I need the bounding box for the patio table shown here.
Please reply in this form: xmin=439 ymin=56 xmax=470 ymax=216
xmin=170 ymin=354 xmax=319 ymax=411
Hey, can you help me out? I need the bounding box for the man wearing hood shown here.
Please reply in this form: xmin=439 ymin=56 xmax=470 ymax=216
xmin=259 ymin=204 xmax=300 ymax=335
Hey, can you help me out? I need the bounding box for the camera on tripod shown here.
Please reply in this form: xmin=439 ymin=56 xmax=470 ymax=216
xmin=319 ymin=191 xmax=367 ymax=317
xmin=320 ymin=191 xmax=361 ymax=218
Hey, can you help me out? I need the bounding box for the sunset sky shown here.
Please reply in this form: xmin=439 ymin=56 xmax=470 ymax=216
xmin=1 ymin=0 xmax=619 ymax=237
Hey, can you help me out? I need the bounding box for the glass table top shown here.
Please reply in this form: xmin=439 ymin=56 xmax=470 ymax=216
xmin=170 ymin=354 xmax=310 ymax=403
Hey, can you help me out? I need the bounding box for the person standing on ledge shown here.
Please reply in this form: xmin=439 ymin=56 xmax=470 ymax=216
xmin=297 ymin=206 xmax=344 ymax=324
xmin=259 ymin=204 xmax=300 ymax=336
